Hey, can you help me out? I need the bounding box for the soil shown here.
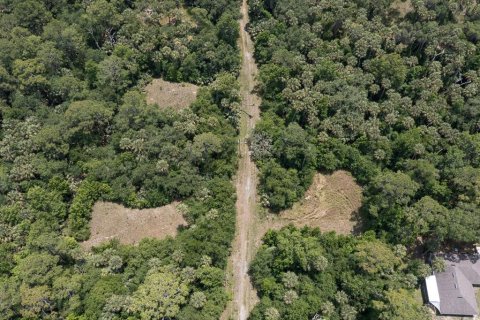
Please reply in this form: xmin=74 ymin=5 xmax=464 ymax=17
xmin=221 ymin=0 xmax=261 ymax=319
xmin=280 ymin=170 xmax=363 ymax=234
xmin=81 ymin=201 xmax=187 ymax=249
xmin=145 ymin=79 xmax=198 ymax=110
xmin=253 ymin=171 xmax=363 ymax=251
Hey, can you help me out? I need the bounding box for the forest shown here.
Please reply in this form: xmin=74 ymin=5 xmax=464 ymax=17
xmin=249 ymin=0 xmax=480 ymax=248
xmin=0 ymin=0 xmax=242 ymax=319
xmin=247 ymin=0 xmax=480 ymax=319
xmin=2 ymin=0 xmax=480 ymax=319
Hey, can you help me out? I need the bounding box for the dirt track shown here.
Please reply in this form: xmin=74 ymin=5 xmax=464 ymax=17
xmin=222 ymin=0 xmax=261 ymax=319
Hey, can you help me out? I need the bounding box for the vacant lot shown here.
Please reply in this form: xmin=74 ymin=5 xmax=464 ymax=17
xmin=282 ymin=170 xmax=363 ymax=234
xmin=257 ymin=171 xmax=363 ymax=242
xmin=81 ymin=201 xmax=187 ymax=249
xmin=145 ymin=79 xmax=198 ymax=110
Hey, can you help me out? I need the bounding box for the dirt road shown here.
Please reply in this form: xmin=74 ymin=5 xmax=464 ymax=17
xmin=222 ymin=0 xmax=261 ymax=319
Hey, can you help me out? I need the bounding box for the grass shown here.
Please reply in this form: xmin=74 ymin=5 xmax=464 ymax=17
xmin=145 ymin=79 xmax=198 ymax=111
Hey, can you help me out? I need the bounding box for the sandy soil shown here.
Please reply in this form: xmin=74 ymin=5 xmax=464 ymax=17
xmin=81 ymin=201 xmax=187 ymax=249
xmin=222 ymin=0 xmax=261 ymax=319
xmin=145 ymin=79 xmax=198 ymax=110
xmin=253 ymin=171 xmax=363 ymax=251
xmin=280 ymin=171 xmax=363 ymax=234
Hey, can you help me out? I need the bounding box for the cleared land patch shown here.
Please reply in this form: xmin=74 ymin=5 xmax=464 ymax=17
xmin=281 ymin=170 xmax=363 ymax=234
xmin=145 ymin=78 xmax=198 ymax=110
xmin=257 ymin=171 xmax=363 ymax=243
xmin=81 ymin=201 xmax=187 ymax=249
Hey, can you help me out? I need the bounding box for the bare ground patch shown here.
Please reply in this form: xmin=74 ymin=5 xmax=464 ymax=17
xmin=145 ymin=79 xmax=198 ymax=110
xmin=81 ymin=201 xmax=187 ymax=249
xmin=256 ymin=171 xmax=363 ymax=247
xmin=281 ymin=170 xmax=363 ymax=234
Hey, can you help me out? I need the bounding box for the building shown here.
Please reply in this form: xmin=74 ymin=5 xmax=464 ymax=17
xmin=425 ymin=255 xmax=480 ymax=317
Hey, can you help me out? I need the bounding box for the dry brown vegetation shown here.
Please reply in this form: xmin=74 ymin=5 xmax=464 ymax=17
xmin=257 ymin=170 xmax=363 ymax=244
xmin=391 ymin=0 xmax=413 ymax=18
xmin=145 ymin=78 xmax=198 ymax=110
xmin=81 ymin=201 xmax=187 ymax=249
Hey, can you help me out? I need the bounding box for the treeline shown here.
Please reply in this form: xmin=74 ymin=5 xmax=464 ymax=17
xmin=248 ymin=0 xmax=480 ymax=249
xmin=0 ymin=0 xmax=241 ymax=319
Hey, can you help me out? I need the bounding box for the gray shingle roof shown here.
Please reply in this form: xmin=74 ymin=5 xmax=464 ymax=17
xmin=435 ymin=265 xmax=478 ymax=316
xmin=451 ymin=258 xmax=480 ymax=286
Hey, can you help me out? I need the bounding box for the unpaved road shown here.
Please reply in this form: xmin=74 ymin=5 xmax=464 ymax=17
xmin=222 ymin=0 xmax=261 ymax=319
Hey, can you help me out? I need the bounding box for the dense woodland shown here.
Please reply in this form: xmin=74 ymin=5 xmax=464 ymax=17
xmin=0 ymin=0 xmax=242 ymax=319
xmin=247 ymin=0 xmax=480 ymax=319
xmin=249 ymin=227 xmax=432 ymax=320
xmin=249 ymin=0 xmax=480 ymax=248
xmin=2 ymin=0 xmax=480 ymax=319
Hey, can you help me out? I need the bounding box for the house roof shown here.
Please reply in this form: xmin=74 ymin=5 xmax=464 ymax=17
xmin=450 ymin=258 xmax=480 ymax=286
xmin=429 ymin=265 xmax=479 ymax=316
xmin=426 ymin=274 xmax=440 ymax=310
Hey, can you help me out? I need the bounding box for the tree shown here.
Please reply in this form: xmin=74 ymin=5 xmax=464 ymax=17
xmin=42 ymin=20 xmax=85 ymax=65
xmin=13 ymin=253 xmax=61 ymax=286
xmin=191 ymin=133 xmax=223 ymax=164
xmin=250 ymin=131 xmax=273 ymax=162
xmin=217 ymin=13 xmax=239 ymax=46
xmin=367 ymin=171 xmax=420 ymax=236
xmin=96 ymin=54 xmax=138 ymax=98
xmin=263 ymin=307 xmax=280 ymax=320
xmin=281 ymin=272 xmax=299 ymax=289
xmin=367 ymin=54 xmax=408 ymax=89
xmin=207 ymin=72 xmax=241 ymax=121
xmin=27 ymin=186 xmax=67 ymax=220
xmin=190 ymin=292 xmax=207 ymax=309
xmin=83 ymin=275 xmax=128 ymax=319
xmin=64 ymin=100 xmax=114 ymax=145
xmin=354 ymin=240 xmax=404 ymax=275
xmin=81 ymin=0 xmax=121 ymax=49
xmin=372 ymin=289 xmax=430 ymax=320
xmin=260 ymin=160 xmax=302 ymax=211
xmin=132 ymin=268 xmax=189 ymax=320
xmin=283 ymin=290 xmax=298 ymax=305
xmin=37 ymin=41 xmax=64 ymax=74
xmin=258 ymin=64 xmax=290 ymax=99
xmin=403 ymin=196 xmax=449 ymax=247
xmin=12 ymin=0 xmax=52 ymax=34
xmin=33 ymin=125 xmax=69 ymax=160
xmin=274 ymin=122 xmax=315 ymax=170
xmin=20 ymin=284 xmax=54 ymax=318
xmin=0 ymin=277 xmax=20 ymax=319
xmin=12 ymin=58 xmax=49 ymax=94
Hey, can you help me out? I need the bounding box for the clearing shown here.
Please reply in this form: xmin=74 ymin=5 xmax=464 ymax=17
xmin=81 ymin=201 xmax=187 ymax=249
xmin=255 ymin=171 xmax=363 ymax=249
xmin=145 ymin=78 xmax=198 ymax=110
xmin=277 ymin=170 xmax=362 ymax=234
